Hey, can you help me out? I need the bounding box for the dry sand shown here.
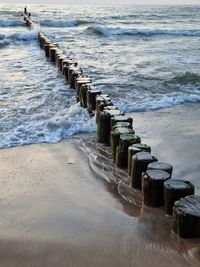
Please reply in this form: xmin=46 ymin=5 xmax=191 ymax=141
xmin=0 ymin=103 xmax=200 ymax=267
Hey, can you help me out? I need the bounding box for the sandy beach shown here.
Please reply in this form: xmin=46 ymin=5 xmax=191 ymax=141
xmin=0 ymin=103 xmax=199 ymax=267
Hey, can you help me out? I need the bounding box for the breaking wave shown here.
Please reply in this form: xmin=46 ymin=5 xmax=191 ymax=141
xmin=0 ymin=31 xmax=38 ymax=48
xmin=40 ymin=19 xmax=89 ymax=27
xmin=0 ymin=19 xmax=24 ymax=27
xmin=169 ymin=72 xmax=200 ymax=85
xmin=0 ymin=103 xmax=96 ymax=149
xmin=88 ymin=26 xmax=200 ymax=37
xmin=118 ymin=93 xmax=200 ymax=113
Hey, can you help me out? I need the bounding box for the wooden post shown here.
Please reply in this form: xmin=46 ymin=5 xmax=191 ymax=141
xmin=97 ymin=109 xmax=121 ymax=144
xmin=110 ymin=115 xmax=133 ymax=132
xmin=70 ymin=70 xmax=83 ymax=89
xmin=95 ymin=95 xmax=112 ymax=124
xmin=111 ymin=127 xmax=135 ymax=161
xmin=131 ymin=152 xmax=158 ymax=189
xmin=62 ymin=59 xmax=77 ymax=75
xmin=41 ymin=37 xmax=52 ymax=50
xmin=147 ymin=162 xmax=173 ymax=177
xmin=44 ymin=43 xmax=58 ymax=58
xmin=80 ymin=84 xmax=92 ymax=108
xmin=112 ymin=122 xmax=132 ymax=130
xmin=76 ymin=79 xmax=92 ymax=102
xmin=164 ymin=179 xmax=195 ymax=215
xmin=55 ymin=51 xmax=65 ymax=67
xmin=128 ymin=143 xmax=151 ymax=177
xmin=68 ymin=66 xmax=81 ymax=87
xmin=142 ymin=170 xmax=171 ymax=207
xmin=57 ymin=55 xmax=67 ymax=71
xmin=116 ymin=134 xmax=141 ymax=168
xmin=50 ymin=47 xmax=58 ymax=63
xmin=86 ymin=88 xmax=101 ymax=113
xmin=172 ymin=195 xmax=200 ymax=238
xmin=63 ymin=62 xmax=78 ymax=82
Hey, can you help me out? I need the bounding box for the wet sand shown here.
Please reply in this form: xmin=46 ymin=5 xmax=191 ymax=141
xmin=0 ymin=103 xmax=200 ymax=267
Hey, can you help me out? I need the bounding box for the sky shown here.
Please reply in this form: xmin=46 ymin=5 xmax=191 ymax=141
xmin=2 ymin=0 xmax=200 ymax=4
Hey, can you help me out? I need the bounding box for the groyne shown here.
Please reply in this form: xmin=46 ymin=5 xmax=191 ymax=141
xmin=22 ymin=8 xmax=200 ymax=239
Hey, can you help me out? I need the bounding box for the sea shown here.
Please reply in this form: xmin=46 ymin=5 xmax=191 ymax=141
xmin=0 ymin=3 xmax=200 ymax=148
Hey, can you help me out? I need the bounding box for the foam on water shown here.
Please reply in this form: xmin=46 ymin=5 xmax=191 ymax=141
xmin=0 ymin=103 xmax=96 ymax=148
xmin=117 ymin=93 xmax=200 ymax=113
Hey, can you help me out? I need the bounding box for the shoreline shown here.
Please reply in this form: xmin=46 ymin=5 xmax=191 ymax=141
xmin=0 ymin=103 xmax=200 ymax=266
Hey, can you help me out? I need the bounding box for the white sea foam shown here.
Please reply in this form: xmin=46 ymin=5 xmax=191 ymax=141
xmin=117 ymin=93 xmax=200 ymax=113
xmin=0 ymin=103 xmax=96 ymax=148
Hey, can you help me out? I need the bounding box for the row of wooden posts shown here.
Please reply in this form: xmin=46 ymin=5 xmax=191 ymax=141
xmin=23 ymin=9 xmax=200 ymax=239
xmin=22 ymin=7 xmax=33 ymax=28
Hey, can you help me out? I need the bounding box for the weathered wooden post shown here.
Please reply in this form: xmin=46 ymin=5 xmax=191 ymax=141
xmin=95 ymin=95 xmax=113 ymax=124
xmin=110 ymin=115 xmax=133 ymax=132
xmin=142 ymin=170 xmax=171 ymax=207
xmin=68 ymin=66 xmax=82 ymax=87
xmin=44 ymin=43 xmax=58 ymax=58
xmin=113 ymin=122 xmax=132 ymax=130
xmin=44 ymin=42 xmax=52 ymax=57
xmin=172 ymin=195 xmax=200 ymax=238
xmin=75 ymin=78 xmax=92 ymax=101
xmin=111 ymin=127 xmax=135 ymax=161
xmin=131 ymin=152 xmax=158 ymax=189
xmin=70 ymin=69 xmax=83 ymax=89
xmin=128 ymin=143 xmax=151 ymax=177
xmin=147 ymin=162 xmax=173 ymax=177
xmin=164 ymin=179 xmax=195 ymax=215
xmin=50 ymin=47 xmax=59 ymax=63
xmin=87 ymin=88 xmax=101 ymax=113
xmin=55 ymin=50 xmax=65 ymax=67
xmin=62 ymin=58 xmax=72 ymax=74
xmin=63 ymin=61 xmax=78 ymax=82
xmin=79 ymin=84 xmax=92 ymax=108
xmin=57 ymin=55 xmax=67 ymax=71
xmin=97 ymin=109 xmax=121 ymax=144
xmin=41 ymin=36 xmax=52 ymax=50
xmin=116 ymin=134 xmax=141 ymax=168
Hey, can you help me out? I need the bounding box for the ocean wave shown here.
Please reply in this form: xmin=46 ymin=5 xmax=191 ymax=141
xmin=168 ymin=72 xmax=200 ymax=85
xmin=40 ymin=19 xmax=88 ymax=27
xmin=0 ymin=31 xmax=38 ymax=48
xmin=0 ymin=19 xmax=24 ymax=27
xmin=117 ymin=93 xmax=200 ymax=113
xmin=88 ymin=26 xmax=200 ymax=37
xmin=0 ymin=104 xmax=96 ymax=149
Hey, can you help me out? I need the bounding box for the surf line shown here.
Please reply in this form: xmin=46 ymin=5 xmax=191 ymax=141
xmin=22 ymin=8 xmax=200 ymax=239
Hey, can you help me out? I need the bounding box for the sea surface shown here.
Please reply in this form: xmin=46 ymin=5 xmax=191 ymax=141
xmin=0 ymin=4 xmax=200 ymax=148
